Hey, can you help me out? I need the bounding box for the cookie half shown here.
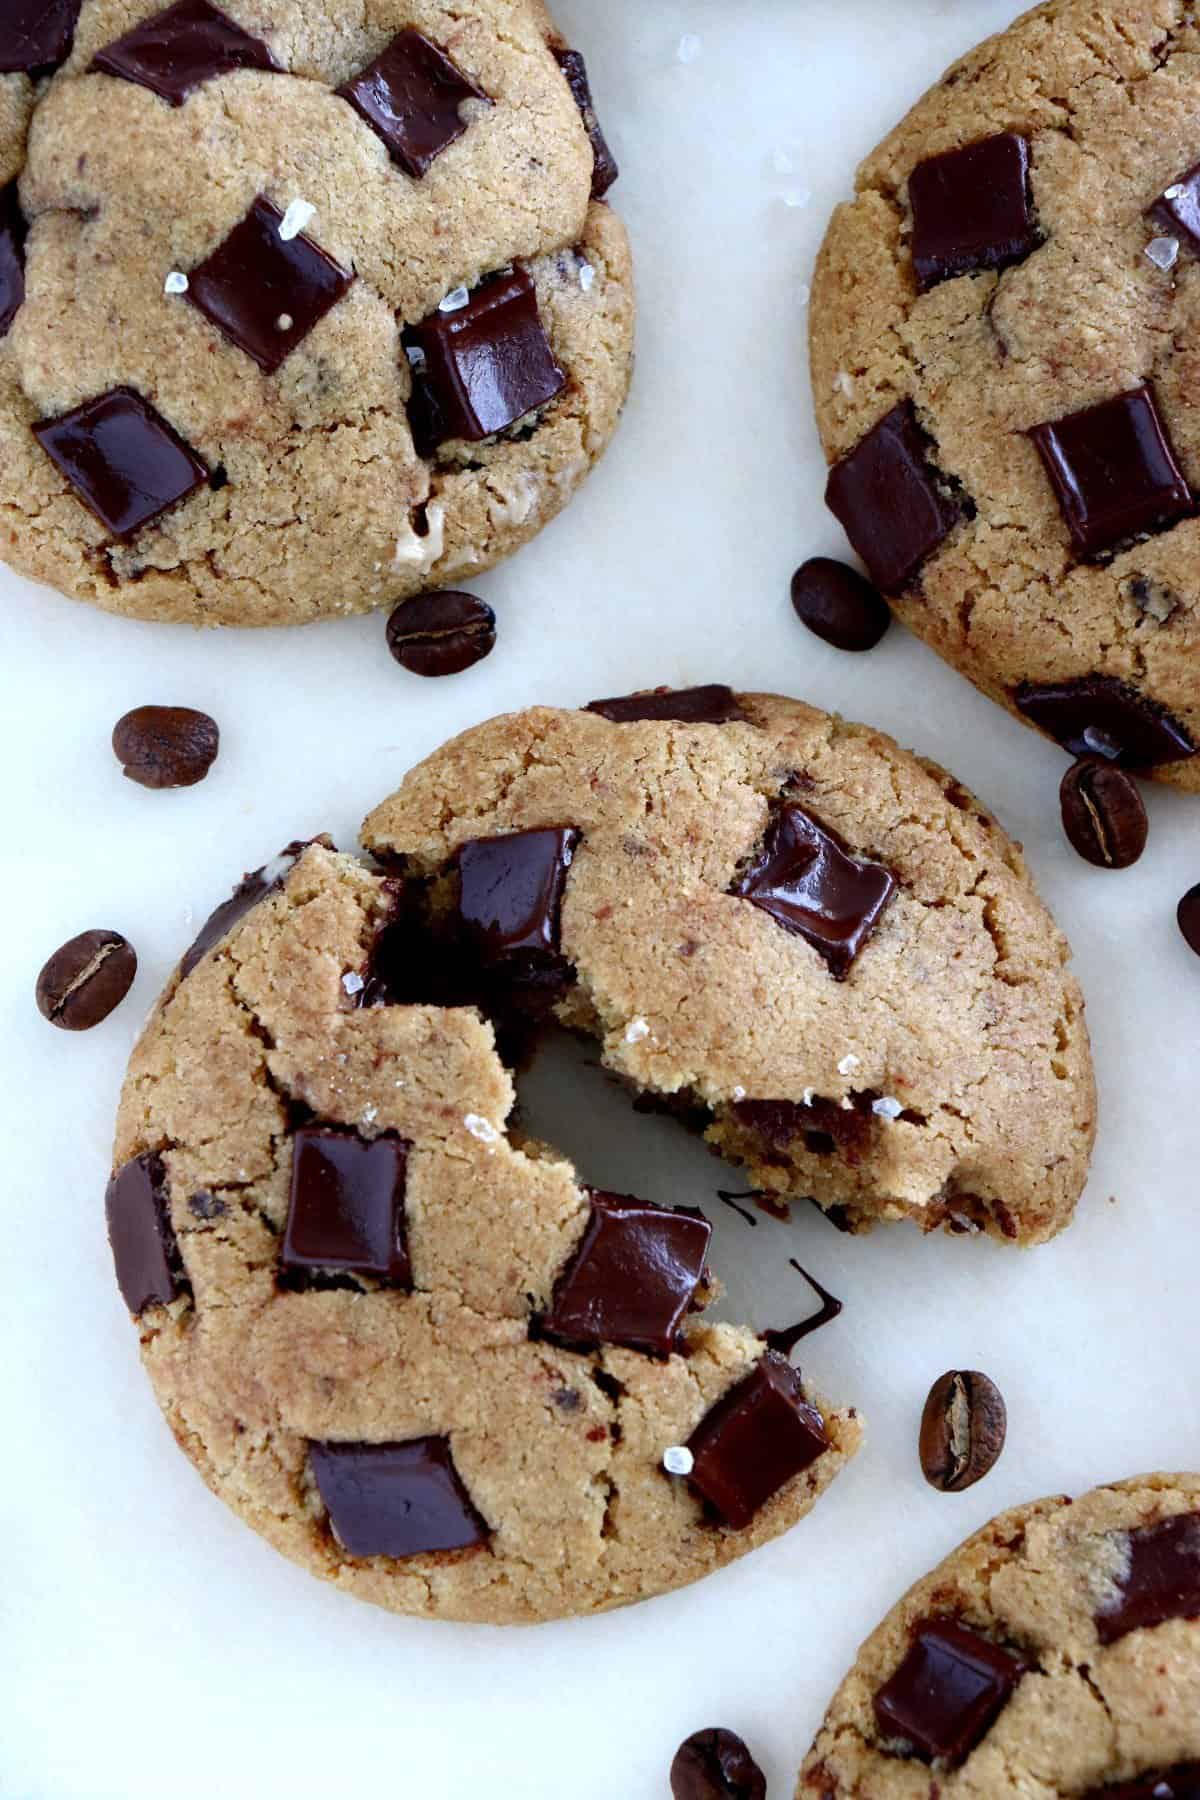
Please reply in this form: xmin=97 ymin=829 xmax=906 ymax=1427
xmin=811 ymin=0 xmax=1200 ymax=788
xmin=0 ymin=0 xmax=633 ymax=625
xmin=799 ymin=1474 xmax=1200 ymax=1795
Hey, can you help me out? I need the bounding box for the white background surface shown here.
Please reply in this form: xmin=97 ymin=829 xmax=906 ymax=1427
xmin=4 ymin=2 xmax=1200 ymax=1795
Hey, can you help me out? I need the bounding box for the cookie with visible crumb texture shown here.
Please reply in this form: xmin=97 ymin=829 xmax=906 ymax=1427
xmin=0 ymin=0 xmax=633 ymax=626
xmin=799 ymin=1474 xmax=1200 ymax=1797
xmin=810 ymin=0 xmax=1200 ymax=789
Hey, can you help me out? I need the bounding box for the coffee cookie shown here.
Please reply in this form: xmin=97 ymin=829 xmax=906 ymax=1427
xmin=810 ymin=0 xmax=1200 ymax=789
xmin=0 ymin=0 xmax=633 ymax=626
xmin=799 ymin=1474 xmax=1200 ymax=1796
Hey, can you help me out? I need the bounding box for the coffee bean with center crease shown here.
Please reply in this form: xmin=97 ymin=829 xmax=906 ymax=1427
xmin=790 ymin=557 xmax=891 ymax=652
xmin=670 ymin=1729 xmax=766 ymax=1800
xmin=386 ymin=590 xmax=496 ymax=677
xmin=112 ymin=706 xmax=220 ymax=789
xmin=919 ymin=1369 xmax=1007 ymax=1493
xmin=1179 ymin=885 xmax=1200 ymax=957
xmin=1059 ymin=756 xmax=1148 ymax=869
xmin=36 ymin=929 xmax=137 ymax=1030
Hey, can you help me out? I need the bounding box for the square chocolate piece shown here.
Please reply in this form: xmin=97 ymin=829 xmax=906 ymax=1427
xmin=1013 ymin=676 xmax=1195 ymax=767
xmin=90 ymin=0 xmax=279 ymax=106
xmin=187 ymin=195 xmax=355 ymax=374
xmin=310 ymin=1437 xmax=489 ymax=1559
xmin=874 ymin=1618 xmax=1025 ymax=1763
xmin=456 ymin=826 xmax=579 ymax=964
xmin=825 ymin=402 xmax=963 ymax=594
xmin=282 ymin=1127 xmax=412 ymax=1286
xmin=32 ymin=386 xmax=208 ymax=539
xmin=1150 ymin=161 xmax=1200 ymax=256
xmin=909 ymin=133 xmax=1038 ymax=291
xmin=403 ymin=266 xmax=565 ymax=455
xmin=686 ymin=1353 xmax=829 ymax=1530
xmin=105 ymin=1151 xmax=184 ymax=1315
xmin=585 ymin=685 xmax=746 ymax=724
xmin=0 ymin=0 xmax=80 ymax=75
xmin=552 ymin=47 xmax=618 ymax=199
xmin=1095 ymin=1513 xmax=1200 ymax=1644
xmin=1029 ymin=384 xmax=1193 ymax=560
xmin=730 ymin=802 xmax=896 ymax=979
xmin=0 ymin=181 xmax=26 ymax=340
xmin=541 ymin=1190 xmax=712 ymax=1357
xmin=337 ymin=28 xmax=490 ymax=180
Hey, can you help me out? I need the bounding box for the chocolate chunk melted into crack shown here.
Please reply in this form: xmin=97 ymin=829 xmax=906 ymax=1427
xmin=730 ymin=803 xmax=896 ymax=978
xmin=338 ymin=28 xmax=491 ymax=179
xmin=552 ymin=47 xmax=618 ymax=199
xmin=90 ymin=0 xmax=280 ymax=106
xmin=873 ymin=1618 xmax=1025 ymax=1764
xmin=825 ymin=401 xmax=964 ymax=595
xmin=909 ymin=133 xmax=1039 ymax=291
xmin=1014 ymin=676 xmax=1195 ymax=768
xmin=458 ymin=825 xmax=579 ymax=972
xmin=585 ymin=685 xmax=746 ymax=725
xmin=763 ymin=1260 xmax=843 ymax=1356
xmin=539 ymin=1190 xmax=712 ymax=1358
xmin=0 ymin=0 xmax=80 ymax=75
xmin=309 ymin=1437 xmax=490 ymax=1560
xmin=1094 ymin=1512 xmax=1200 ymax=1644
xmin=32 ymin=388 xmax=208 ymax=539
xmin=180 ymin=838 xmax=324 ymax=979
xmin=0 ymin=183 xmax=27 ymax=341
xmin=686 ymin=1352 xmax=830 ymax=1530
xmin=1029 ymin=385 xmax=1193 ymax=561
xmin=733 ymin=1096 xmax=876 ymax=1167
xmin=281 ymin=1128 xmax=412 ymax=1288
xmin=106 ymin=1151 xmax=186 ymax=1315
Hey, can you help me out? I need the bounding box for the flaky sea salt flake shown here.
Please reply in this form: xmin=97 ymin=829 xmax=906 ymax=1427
xmin=164 ymin=270 xmax=189 ymax=295
xmin=439 ymin=285 xmax=470 ymax=313
xmin=1145 ymin=235 xmax=1180 ymax=272
xmin=663 ymin=1445 xmax=694 ymax=1476
xmin=465 ymin=1113 xmax=499 ymax=1143
xmin=342 ymin=971 xmax=365 ymax=996
xmin=872 ymin=1095 xmax=903 ymax=1121
xmin=625 ymin=1017 xmax=650 ymax=1044
xmin=279 ymin=198 xmax=316 ymax=242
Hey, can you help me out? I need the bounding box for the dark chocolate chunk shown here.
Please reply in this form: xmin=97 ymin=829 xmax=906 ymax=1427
xmin=585 ymin=685 xmax=746 ymax=724
xmin=456 ymin=826 xmax=579 ymax=966
xmin=791 ymin=556 xmax=890 ymax=652
xmin=909 ymin=133 xmax=1038 ymax=291
xmin=552 ymin=47 xmax=618 ymax=199
xmin=32 ymin=386 xmax=208 ymax=539
xmin=1013 ymin=676 xmax=1195 ymax=767
xmin=0 ymin=181 xmax=26 ymax=340
xmin=670 ymin=1728 xmax=766 ymax=1800
xmin=90 ymin=0 xmax=279 ymax=105
xmin=309 ymin=1437 xmax=489 ymax=1559
xmin=1084 ymin=1768 xmax=1200 ymax=1799
xmin=763 ymin=1259 xmax=843 ymax=1356
xmin=873 ymin=1618 xmax=1025 ymax=1762
xmin=541 ymin=1190 xmax=711 ymax=1357
xmin=180 ymin=838 xmax=315 ymax=978
xmin=1179 ymin=883 xmax=1200 ymax=957
xmin=1150 ymin=160 xmax=1200 ymax=256
xmin=105 ymin=1151 xmax=183 ymax=1314
xmin=733 ymin=1095 xmax=874 ymax=1167
xmin=403 ymin=265 xmax=565 ymax=455
xmin=1030 ymin=386 xmax=1193 ymax=560
xmin=918 ymin=1370 xmax=1007 ymax=1493
xmin=112 ymin=704 xmax=219 ymax=788
xmin=825 ymin=401 xmax=963 ymax=594
xmin=730 ymin=802 xmax=896 ymax=978
xmin=1059 ymin=757 xmax=1148 ymax=868
xmin=386 ymin=589 xmax=495 ymax=677
xmin=337 ymin=28 xmax=490 ymax=179
xmin=187 ymin=195 xmax=354 ymax=374
xmin=282 ymin=1128 xmax=412 ymax=1286
xmin=0 ymin=0 xmax=80 ymax=75
xmin=1094 ymin=1513 xmax=1200 ymax=1644
xmin=686 ymin=1352 xmax=829 ymax=1530
xmin=36 ymin=928 xmax=137 ymax=1030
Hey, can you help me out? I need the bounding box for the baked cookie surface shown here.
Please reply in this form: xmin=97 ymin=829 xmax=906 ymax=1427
xmin=799 ymin=1474 xmax=1200 ymax=1797
xmin=0 ymin=0 xmax=633 ymax=626
xmin=811 ymin=0 xmax=1200 ymax=789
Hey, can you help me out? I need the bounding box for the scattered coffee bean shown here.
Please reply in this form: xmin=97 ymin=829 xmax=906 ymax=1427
xmin=919 ymin=1369 xmax=1007 ymax=1493
xmin=1178 ymin=884 xmax=1200 ymax=957
xmin=36 ymin=929 xmax=137 ymax=1030
xmin=670 ymin=1729 xmax=766 ymax=1800
xmin=1059 ymin=757 xmax=1147 ymax=869
xmin=386 ymin=589 xmax=496 ymax=676
xmin=790 ymin=556 xmax=890 ymax=652
xmin=112 ymin=705 xmax=219 ymax=789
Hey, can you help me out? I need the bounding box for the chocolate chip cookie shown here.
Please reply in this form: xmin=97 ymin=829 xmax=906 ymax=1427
xmin=810 ymin=0 xmax=1200 ymax=789
xmin=0 ymin=1 xmax=633 ymax=626
xmin=799 ymin=1474 xmax=1200 ymax=1796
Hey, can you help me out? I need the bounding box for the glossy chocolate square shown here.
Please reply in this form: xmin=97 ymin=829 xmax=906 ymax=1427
xmin=310 ymin=1437 xmax=489 ymax=1559
xmin=0 ymin=0 xmax=80 ymax=75
xmin=282 ymin=1127 xmax=412 ymax=1286
xmin=90 ymin=0 xmax=279 ymax=106
xmin=0 ymin=181 xmax=26 ymax=339
xmin=825 ymin=402 xmax=962 ymax=594
xmin=105 ymin=1151 xmax=183 ymax=1315
xmin=730 ymin=802 xmax=896 ymax=978
xmin=337 ymin=28 xmax=490 ymax=179
xmin=456 ymin=826 xmax=579 ymax=964
xmin=1150 ymin=161 xmax=1200 ymax=255
xmin=686 ymin=1353 xmax=829 ymax=1530
xmin=32 ymin=386 xmax=208 ymax=538
xmin=874 ymin=1618 xmax=1024 ymax=1763
xmin=1030 ymin=385 xmax=1193 ymax=560
xmin=541 ymin=1191 xmax=712 ymax=1357
xmin=1013 ymin=676 xmax=1195 ymax=767
xmin=403 ymin=266 xmax=565 ymax=455
xmin=187 ymin=195 xmax=355 ymax=374
xmin=909 ymin=133 xmax=1037 ymax=291
xmin=552 ymin=47 xmax=618 ymax=199
xmin=585 ymin=685 xmax=746 ymax=724
xmin=1095 ymin=1513 xmax=1200 ymax=1644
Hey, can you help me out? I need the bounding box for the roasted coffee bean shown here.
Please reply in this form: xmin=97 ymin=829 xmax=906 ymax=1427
xmin=790 ymin=556 xmax=890 ymax=652
xmin=919 ymin=1369 xmax=1007 ymax=1493
xmin=386 ymin=589 xmax=496 ymax=677
xmin=36 ymin=929 xmax=137 ymax=1030
xmin=670 ymin=1728 xmax=766 ymax=1800
xmin=112 ymin=705 xmax=219 ymax=789
xmin=1059 ymin=757 xmax=1148 ymax=869
xmin=1180 ymin=884 xmax=1200 ymax=958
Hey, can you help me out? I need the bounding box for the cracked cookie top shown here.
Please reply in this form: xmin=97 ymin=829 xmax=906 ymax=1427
xmin=810 ymin=0 xmax=1200 ymax=789
xmin=798 ymin=1474 xmax=1200 ymax=1796
xmin=0 ymin=0 xmax=633 ymax=626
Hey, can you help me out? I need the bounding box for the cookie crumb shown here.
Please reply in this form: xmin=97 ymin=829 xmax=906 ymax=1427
xmin=663 ymin=1445 xmax=694 ymax=1475
xmin=278 ymin=198 xmax=316 ymax=242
